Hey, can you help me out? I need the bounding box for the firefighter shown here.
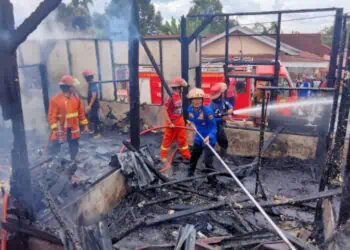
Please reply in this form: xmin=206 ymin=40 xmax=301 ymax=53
xmin=210 ymin=82 xmax=233 ymax=159
xmin=187 ymin=88 xmax=217 ymax=183
xmin=48 ymin=75 xmax=89 ymax=161
xmin=160 ymin=77 xmax=191 ymax=164
xmin=83 ymin=69 xmax=101 ymax=138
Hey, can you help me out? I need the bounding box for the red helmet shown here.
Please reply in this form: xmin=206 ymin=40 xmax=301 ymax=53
xmin=171 ymin=76 xmax=188 ymax=88
xmin=59 ymin=75 xmax=77 ymax=86
xmin=210 ymin=83 xmax=223 ymax=100
xmin=82 ymin=69 xmax=94 ymax=77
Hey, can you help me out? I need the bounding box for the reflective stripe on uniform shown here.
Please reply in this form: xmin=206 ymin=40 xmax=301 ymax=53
xmin=80 ymin=119 xmax=88 ymax=125
xmin=160 ymin=145 xmax=169 ymax=151
xmin=66 ymin=112 xmax=78 ymax=119
xmin=179 ymin=145 xmax=189 ymax=151
xmin=50 ymin=123 xmax=58 ymax=130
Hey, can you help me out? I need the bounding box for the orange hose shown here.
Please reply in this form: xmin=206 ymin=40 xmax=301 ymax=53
xmin=118 ymin=126 xmax=194 ymax=172
xmin=1 ymin=192 xmax=9 ymax=250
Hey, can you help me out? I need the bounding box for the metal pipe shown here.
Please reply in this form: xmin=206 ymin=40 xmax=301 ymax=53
xmin=91 ymin=79 xmax=129 ymax=84
xmin=109 ymin=40 xmax=118 ymax=101
xmin=181 ymin=16 xmax=190 ymax=120
xmin=66 ymin=40 xmax=73 ymax=76
xmin=260 ymin=86 xmax=335 ymax=91
xmin=18 ymin=63 xmax=41 ymax=69
xmin=188 ymin=123 xmax=297 ymax=250
xmin=95 ymin=40 xmax=103 ymax=100
xmin=128 ymin=0 xmax=140 ymax=149
xmin=256 ymin=90 xmax=268 ymax=195
xmin=187 ymin=7 xmax=338 ymax=17
xmin=224 ymin=15 xmax=230 ymax=98
xmin=229 ymin=33 xmax=277 ymax=37
xmin=230 ymin=60 xmax=275 ymax=66
xmin=159 ymin=40 xmax=164 ymax=104
xmin=272 ymin=13 xmax=282 ymax=101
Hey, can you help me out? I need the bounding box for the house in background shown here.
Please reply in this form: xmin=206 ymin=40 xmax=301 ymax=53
xmin=201 ymin=27 xmax=331 ymax=81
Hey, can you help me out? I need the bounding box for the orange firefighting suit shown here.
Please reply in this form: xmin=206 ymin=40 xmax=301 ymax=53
xmin=160 ymin=93 xmax=191 ymax=161
xmin=48 ymin=92 xmax=88 ymax=159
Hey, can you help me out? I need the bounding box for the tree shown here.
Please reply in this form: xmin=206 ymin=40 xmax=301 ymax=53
xmin=186 ymin=0 xmax=238 ymax=35
xmin=252 ymin=22 xmax=277 ymax=35
xmin=55 ymin=0 xmax=94 ymax=31
xmin=161 ymin=17 xmax=180 ymax=35
xmin=321 ymin=23 xmax=350 ymax=47
xmin=105 ymin=0 xmax=163 ymax=36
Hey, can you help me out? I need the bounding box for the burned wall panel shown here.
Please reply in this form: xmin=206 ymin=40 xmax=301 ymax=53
xmin=19 ymin=41 xmax=41 ymax=65
xmin=98 ymin=41 xmax=115 ymax=101
xmin=46 ymin=41 xmax=70 ymax=97
xmin=162 ymin=40 xmax=181 ymax=81
xmin=113 ymin=41 xmax=129 ymax=65
xmin=70 ymin=40 xmax=98 ymax=98
xmin=139 ymin=41 xmax=160 ymax=67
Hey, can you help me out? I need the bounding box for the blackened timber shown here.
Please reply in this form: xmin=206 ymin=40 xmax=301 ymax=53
xmin=139 ymin=37 xmax=172 ymax=97
xmin=188 ymin=16 xmax=215 ymax=44
xmin=94 ymin=40 xmax=103 ymax=100
xmin=224 ymin=15 xmax=230 ymax=98
xmin=227 ymin=74 xmax=274 ymax=81
xmin=242 ymin=188 xmax=342 ymax=209
xmin=272 ymin=13 xmax=282 ymax=100
xmin=109 ymin=40 xmax=118 ymax=101
xmin=66 ymin=40 xmax=73 ymax=76
xmin=39 ymin=64 xmax=50 ymax=115
xmin=143 ymin=195 xmax=184 ymax=207
xmin=2 ymin=221 xmax=62 ymax=245
xmin=332 ymin=14 xmax=350 ymax=178
xmin=9 ymin=0 xmax=62 ymax=53
xmin=230 ymin=60 xmax=275 ymax=66
xmin=1 ymin=0 xmax=33 ymax=218
xmin=187 ymin=7 xmax=338 ymax=17
xmin=92 ymin=79 xmax=129 ymax=85
xmin=327 ymin=8 xmax=344 ymax=143
xmin=128 ymin=0 xmax=140 ymax=149
xmin=145 ymin=201 xmax=226 ymax=226
xmin=181 ymin=16 xmax=189 ymax=120
xmin=159 ymin=40 xmax=164 ymax=104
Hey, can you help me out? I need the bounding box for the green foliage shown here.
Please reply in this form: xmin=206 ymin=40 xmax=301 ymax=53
xmin=161 ymin=17 xmax=180 ymax=35
xmin=321 ymin=23 xmax=350 ymax=47
xmin=252 ymin=22 xmax=277 ymax=35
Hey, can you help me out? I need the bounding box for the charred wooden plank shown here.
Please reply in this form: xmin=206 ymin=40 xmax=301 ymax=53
xmin=241 ymin=188 xmax=342 ymax=209
xmin=2 ymin=221 xmax=62 ymax=245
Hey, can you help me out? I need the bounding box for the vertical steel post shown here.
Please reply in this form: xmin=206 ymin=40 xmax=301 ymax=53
xmin=39 ymin=64 xmax=50 ymax=116
xmin=272 ymin=13 xmax=282 ymax=100
xmin=224 ymin=15 xmax=230 ymax=97
xmin=338 ymin=22 xmax=350 ymax=225
xmin=159 ymin=40 xmax=164 ymax=104
xmin=109 ymin=40 xmax=118 ymax=101
xmin=327 ymin=9 xmax=344 ymax=146
xmin=196 ymin=36 xmax=202 ymax=88
xmin=331 ymin=15 xmax=349 ymax=178
xmin=95 ymin=40 xmax=103 ymax=100
xmin=255 ymin=90 xmax=267 ymax=195
xmin=66 ymin=40 xmax=73 ymax=76
xmin=181 ymin=16 xmax=189 ymax=120
xmin=128 ymin=0 xmax=140 ymax=149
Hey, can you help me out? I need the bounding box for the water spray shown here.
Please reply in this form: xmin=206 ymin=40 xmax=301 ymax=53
xmin=188 ymin=122 xmax=297 ymax=250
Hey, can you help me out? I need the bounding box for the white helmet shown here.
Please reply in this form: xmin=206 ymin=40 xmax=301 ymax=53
xmin=187 ymin=88 xmax=205 ymax=99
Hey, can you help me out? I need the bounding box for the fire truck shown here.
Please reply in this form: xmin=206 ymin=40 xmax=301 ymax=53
xmin=201 ymin=63 xmax=298 ymax=119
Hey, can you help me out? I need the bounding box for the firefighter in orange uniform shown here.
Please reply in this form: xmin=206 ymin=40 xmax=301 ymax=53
xmin=48 ymin=75 xmax=89 ymax=160
xmin=160 ymin=77 xmax=191 ymax=164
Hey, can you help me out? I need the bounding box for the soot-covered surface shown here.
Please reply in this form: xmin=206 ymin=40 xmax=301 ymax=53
xmin=0 ymin=128 xmax=336 ymax=249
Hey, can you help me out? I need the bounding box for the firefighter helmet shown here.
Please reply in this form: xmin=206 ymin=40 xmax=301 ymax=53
xmin=219 ymin=82 xmax=227 ymax=92
xmin=210 ymin=83 xmax=222 ymax=100
xmin=171 ymin=76 xmax=188 ymax=88
xmin=82 ymin=69 xmax=94 ymax=77
xmin=187 ymin=88 xmax=205 ymax=99
xmin=59 ymin=75 xmax=80 ymax=86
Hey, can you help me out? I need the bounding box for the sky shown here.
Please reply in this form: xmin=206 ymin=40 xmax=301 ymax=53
xmin=12 ymin=0 xmax=350 ymax=33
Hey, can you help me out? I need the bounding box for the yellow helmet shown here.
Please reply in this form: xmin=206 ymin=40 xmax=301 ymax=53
xmin=187 ymin=88 xmax=205 ymax=99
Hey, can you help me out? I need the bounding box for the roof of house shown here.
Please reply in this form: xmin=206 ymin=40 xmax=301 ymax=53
xmin=269 ymin=33 xmax=331 ymax=57
xmin=201 ymin=26 xmax=301 ymax=56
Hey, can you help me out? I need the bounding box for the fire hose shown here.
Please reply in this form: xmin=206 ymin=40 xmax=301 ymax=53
xmin=118 ymin=126 xmax=194 ymax=173
xmin=187 ymin=122 xmax=297 ymax=250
